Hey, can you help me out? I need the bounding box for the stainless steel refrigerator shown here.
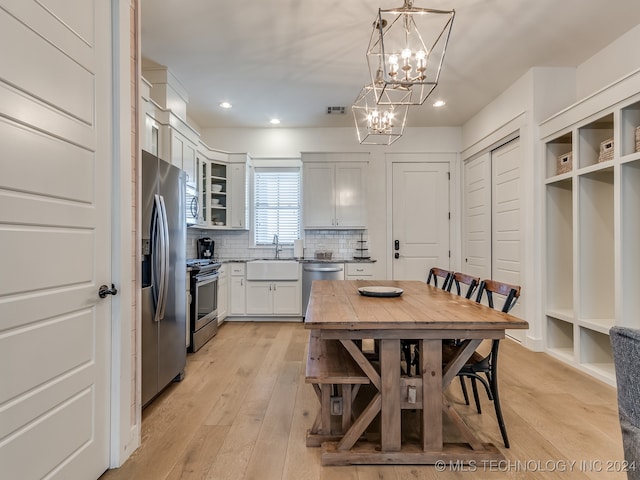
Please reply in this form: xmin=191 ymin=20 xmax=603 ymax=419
xmin=141 ymin=150 xmax=187 ymax=407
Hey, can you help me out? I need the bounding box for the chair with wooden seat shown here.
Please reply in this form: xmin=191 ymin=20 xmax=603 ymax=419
xmin=442 ymin=272 xmax=481 ymax=351
xmin=444 ymin=279 xmax=521 ymax=448
xmin=426 ymin=267 xmax=453 ymax=289
xmin=447 ymin=272 xmax=481 ymax=299
xmin=403 ymin=267 xmax=453 ymax=376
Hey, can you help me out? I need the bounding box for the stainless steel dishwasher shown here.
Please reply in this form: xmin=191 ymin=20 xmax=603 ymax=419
xmin=302 ymin=263 xmax=344 ymax=317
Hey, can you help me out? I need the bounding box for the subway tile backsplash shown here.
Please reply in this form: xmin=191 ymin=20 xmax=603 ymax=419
xmin=187 ymin=228 xmax=368 ymax=261
xmin=304 ymin=230 xmax=369 ymax=259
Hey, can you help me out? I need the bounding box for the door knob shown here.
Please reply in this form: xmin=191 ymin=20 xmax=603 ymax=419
xmin=394 ymin=240 xmax=400 ymax=251
xmin=98 ymin=284 xmax=118 ymax=298
xmin=394 ymin=252 xmax=400 ymax=259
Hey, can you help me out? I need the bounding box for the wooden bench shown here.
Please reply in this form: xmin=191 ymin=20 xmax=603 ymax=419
xmin=305 ymin=329 xmax=370 ymax=447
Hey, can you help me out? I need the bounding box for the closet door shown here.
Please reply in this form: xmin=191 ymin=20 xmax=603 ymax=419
xmin=463 ymin=153 xmax=491 ymax=280
xmin=491 ymin=139 xmax=524 ymax=341
xmin=463 ymin=139 xmax=524 ymax=341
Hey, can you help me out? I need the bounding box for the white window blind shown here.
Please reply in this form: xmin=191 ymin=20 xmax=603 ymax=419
xmin=254 ymin=167 xmax=301 ymax=245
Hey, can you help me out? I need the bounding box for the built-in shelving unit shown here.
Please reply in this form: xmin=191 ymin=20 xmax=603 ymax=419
xmin=542 ymin=78 xmax=640 ymax=386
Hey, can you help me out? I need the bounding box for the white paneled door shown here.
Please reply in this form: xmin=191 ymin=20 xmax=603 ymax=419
xmin=463 ymin=153 xmax=492 ymax=280
xmin=492 ymin=139 xmax=524 ymax=341
xmin=0 ymin=1 xmax=112 ymax=479
xmin=462 ymin=139 xmax=524 ymax=341
xmin=392 ymin=162 xmax=450 ymax=280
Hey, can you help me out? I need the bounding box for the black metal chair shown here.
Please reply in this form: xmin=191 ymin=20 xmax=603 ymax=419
xmin=426 ymin=267 xmax=453 ymax=290
xmin=448 ymin=272 xmax=480 ymax=299
xmin=402 ymin=267 xmax=453 ymax=376
xmin=444 ymin=279 xmax=521 ymax=448
xmin=442 ymin=272 xmax=481 ymax=351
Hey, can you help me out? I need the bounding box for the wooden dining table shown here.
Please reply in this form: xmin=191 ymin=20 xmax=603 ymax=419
xmin=304 ymin=279 xmax=529 ymax=466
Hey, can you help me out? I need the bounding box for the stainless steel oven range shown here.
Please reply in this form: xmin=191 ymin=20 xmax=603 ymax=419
xmin=187 ymin=260 xmax=221 ymax=352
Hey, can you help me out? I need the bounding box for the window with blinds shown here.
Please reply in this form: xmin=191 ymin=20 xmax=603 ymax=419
xmin=253 ymin=167 xmax=301 ymax=245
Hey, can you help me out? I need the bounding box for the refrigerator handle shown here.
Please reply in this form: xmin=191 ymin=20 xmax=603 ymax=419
xmin=150 ymin=195 xmax=161 ymax=316
xmin=157 ymin=195 xmax=170 ymax=321
xmin=152 ymin=194 xmax=167 ymax=322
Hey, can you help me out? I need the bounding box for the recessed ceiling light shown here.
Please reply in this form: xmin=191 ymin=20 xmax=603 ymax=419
xmin=270 ymin=118 xmax=281 ymax=125
xmin=433 ymin=100 xmax=446 ymax=108
xmin=219 ymin=101 xmax=232 ymax=109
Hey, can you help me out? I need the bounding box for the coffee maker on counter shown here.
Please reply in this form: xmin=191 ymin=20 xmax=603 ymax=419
xmin=197 ymin=237 xmax=215 ymax=261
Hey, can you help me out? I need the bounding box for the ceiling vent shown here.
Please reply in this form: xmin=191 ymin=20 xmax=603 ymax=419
xmin=327 ymin=106 xmax=346 ymax=115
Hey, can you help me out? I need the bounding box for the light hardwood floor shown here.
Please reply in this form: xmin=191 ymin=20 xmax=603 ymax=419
xmin=100 ymin=322 xmax=626 ymax=480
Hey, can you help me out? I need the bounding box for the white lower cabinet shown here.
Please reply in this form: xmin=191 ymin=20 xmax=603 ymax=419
xmin=229 ymin=263 xmax=246 ymax=316
xmin=246 ymin=281 xmax=301 ymax=316
xmin=217 ymin=264 xmax=228 ymax=322
xmin=346 ymin=262 xmax=374 ymax=280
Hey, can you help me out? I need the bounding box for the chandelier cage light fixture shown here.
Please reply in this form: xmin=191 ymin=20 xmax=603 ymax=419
xmin=352 ymin=78 xmax=411 ymax=145
xmin=367 ymin=0 xmax=455 ymax=106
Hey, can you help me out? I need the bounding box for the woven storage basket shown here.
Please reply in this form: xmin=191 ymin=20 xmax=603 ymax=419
xmin=598 ymin=138 xmax=614 ymax=163
xmin=556 ymin=152 xmax=572 ymax=174
xmin=635 ymin=126 xmax=640 ymax=153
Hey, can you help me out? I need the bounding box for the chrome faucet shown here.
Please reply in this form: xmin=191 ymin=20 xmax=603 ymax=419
xmin=273 ymin=234 xmax=282 ymax=259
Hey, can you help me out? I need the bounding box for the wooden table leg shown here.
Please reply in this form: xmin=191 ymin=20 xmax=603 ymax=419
xmin=420 ymin=339 xmax=442 ymax=451
xmin=380 ymin=339 xmax=401 ymax=451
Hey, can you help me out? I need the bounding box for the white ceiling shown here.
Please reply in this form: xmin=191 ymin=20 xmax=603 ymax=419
xmin=140 ymin=0 xmax=640 ymax=129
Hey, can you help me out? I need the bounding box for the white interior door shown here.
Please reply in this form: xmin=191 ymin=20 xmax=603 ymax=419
xmin=462 ymin=140 xmax=524 ymax=341
xmin=392 ymin=162 xmax=450 ymax=280
xmin=0 ymin=1 xmax=112 ymax=478
xmin=463 ymin=153 xmax=492 ymax=280
xmin=492 ymin=139 xmax=524 ymax=341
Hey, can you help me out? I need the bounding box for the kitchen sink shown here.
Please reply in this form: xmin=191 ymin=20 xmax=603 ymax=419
xmin=246 ymin=260 xmax=299 ymax=280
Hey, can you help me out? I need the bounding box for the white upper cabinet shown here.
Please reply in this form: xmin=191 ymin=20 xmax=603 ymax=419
xmin=170 ymin=127 xmax=198 ymax=187
xmin=303 ymin=162 xmax=334 ymax=227
xmin=228 ymin=154 xmax=252 ymax=229
xmin=302 ymin=153 xmax=368 ymax=229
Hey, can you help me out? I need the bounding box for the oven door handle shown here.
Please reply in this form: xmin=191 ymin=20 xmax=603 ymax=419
xmin=195 ymin=272 xmax=219 ymax=283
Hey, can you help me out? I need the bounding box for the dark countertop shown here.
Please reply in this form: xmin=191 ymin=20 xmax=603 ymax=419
xmin=216 ymin=257 xmax=376 ymax=264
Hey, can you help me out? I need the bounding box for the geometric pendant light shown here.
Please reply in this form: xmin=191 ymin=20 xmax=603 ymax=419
xmin=367 ymin=1 xmax=455 ymax=105
xmin=352 ymin=78 xmax=411 ymax=145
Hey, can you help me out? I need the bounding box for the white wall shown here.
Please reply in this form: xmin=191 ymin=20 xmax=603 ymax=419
xmin=200 ymin=126 xmax=461 ymax=158
xmin=576 ymin=24 xmax=640 ymax=100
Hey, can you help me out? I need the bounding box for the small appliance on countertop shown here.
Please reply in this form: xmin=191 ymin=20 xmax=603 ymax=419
xmin=197 ymin=237 xmax=215 ymax=261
